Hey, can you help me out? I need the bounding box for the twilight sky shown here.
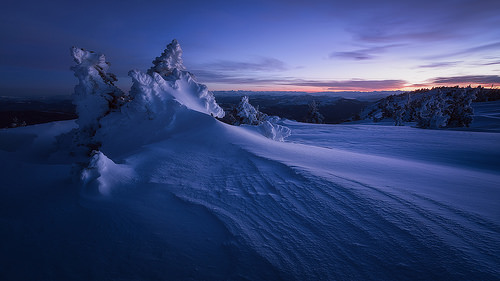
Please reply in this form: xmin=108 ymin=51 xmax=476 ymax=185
xmin=1 ymin=0 xmax=500 ymax=96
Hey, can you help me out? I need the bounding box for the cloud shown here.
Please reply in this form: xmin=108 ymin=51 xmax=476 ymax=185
xmin=204 ymin=57 xmax=288 ymax=72
xmin=461 ymin=41 xmax=500 ymax=54
xmin=191 ymin=69 xmax=285 ymax=84
xmin=287 ymin=79 xmax=408 ymax=90
xmin=430 ymin=75 xmax=500 ymax=84
xmin=193 ymin=70 xmax=500 ymax=91
xmin=342 ymin=1 xmax=500 ymax=49
xmin=476 ymin=60 xmax=500 ymax=66
xmin=354 ymin=28 xmax=451 ymax=44
xmin=330 ymin=51 xmax=374 ymax=60
xmin=330 ymin=44 xmax=402 ymax=60
xmin=418 ymin=61 xmax=461 ymax=68
xmin=192 ymin=69 xmax=408 ymax=90
xmin=426 ymin=41 xmax=500 ymax=59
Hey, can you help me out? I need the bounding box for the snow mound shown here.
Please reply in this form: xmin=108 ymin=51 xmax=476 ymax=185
xmin=81 ymin=151 xmax=135 ymax=196
xmin=259 ymin=120 xmax=291 ymax=141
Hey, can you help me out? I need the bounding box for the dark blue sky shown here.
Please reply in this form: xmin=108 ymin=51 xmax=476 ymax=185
xmin=1 ymin=0 xmax=500 ymax=96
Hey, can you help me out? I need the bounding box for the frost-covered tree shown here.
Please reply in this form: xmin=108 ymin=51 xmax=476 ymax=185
xmin=228 ymin=96 xmax=291 ymax=141
xmin=148 ymin=39 xmax=185 ymax=78
xmin=445 ymin=87 xmax=476 ymax=127
xmin=415 ymin=87 xmax=476 ymax=128
xmin=10 ymin=117 xmax=26 ymax=128
xmin=144 ymin=39 xmax=224 ymax=118
xmin=233 ymin=96 xmax=268 ymax=125
xmin=416 ymin=93 xmax=449 ymax=128
xmin=70 ymin=47 xmax=127 ymax=151
xmin=363 ymin=86 xmax=477 ymax=129
xmin=305 ymin=100 xmax=324 ymax=124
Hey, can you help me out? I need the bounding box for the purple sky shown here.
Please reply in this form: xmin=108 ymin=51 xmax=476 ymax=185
xmin=1 ymin=0 xmax=500 ymax=96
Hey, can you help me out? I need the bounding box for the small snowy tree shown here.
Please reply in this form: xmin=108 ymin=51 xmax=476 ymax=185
xmin=10 ymin=117 xmax=26 ymax=128
xmin=234 ymin=96 xmax=268 ymax=125
xmin=305 ymin=100 xmax=324 ymax=124
xmin=230 ymin=96 xmax=291 ymax=141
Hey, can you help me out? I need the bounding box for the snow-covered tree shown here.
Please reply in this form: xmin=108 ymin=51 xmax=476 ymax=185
xmin=305 ymin=100 xmax=324 ymax=124
xmin=144 ymin=39 xmax=224 ymax=118
xmin=69 ymin=47 xmax=128 ymax=151
xmin=233 ymin=96 xmax=268 ymax=125
xmin=228 ymin=96 xmax=291 ymax=141
xmin=148 ymin=39 xmax=185 ymax=78
xmin=445 ymin=87 xmax=476 ymax=127
xmin=363 ymin=86 xmax=477 ymax=129
xmin=10 ymin=117 xmax=26 ymax=128
xmin=416 ymin=93 xmax=449 ymax=128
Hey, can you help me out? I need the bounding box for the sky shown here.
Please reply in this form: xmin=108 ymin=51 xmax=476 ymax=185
xmin=1 ymin=0 xmax=500 ymax=96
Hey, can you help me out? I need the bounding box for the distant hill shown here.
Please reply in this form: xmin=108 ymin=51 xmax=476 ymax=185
xmin=214 ymin=92 xmax=371 ymax=124
xmin=0 ymin=96 xmax=76 ymax=128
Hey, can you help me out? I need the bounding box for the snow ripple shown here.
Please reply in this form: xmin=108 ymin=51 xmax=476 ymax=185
xmin=133 ymin=126 xmax=499 ymax=280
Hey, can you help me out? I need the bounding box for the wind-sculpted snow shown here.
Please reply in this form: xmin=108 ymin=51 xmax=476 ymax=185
xmin=81 ymin=151 xmax=136 ymax=196
xmin=0 ymin=117 xmax=499 ymax=280
xmin=258 ymin=120 xmax=291 ymax=142
xmin=68 ymin=40 xmax=224 ymax=160
xmin=124 ymin=120 xmax=500 ymax=280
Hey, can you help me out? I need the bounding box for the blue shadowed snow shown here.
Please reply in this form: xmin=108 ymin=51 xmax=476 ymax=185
xmin=1 ymin=112 xmax=499 ymax=280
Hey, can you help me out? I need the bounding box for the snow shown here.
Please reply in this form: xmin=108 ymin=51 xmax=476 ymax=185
xmin=1 ymin=42 xmax=499 ymax=280
xmin=229 ymin=96 xmax=291 ymax=141
xmin=81 ymin=150 xmax=136 ymax=196
xmin=1 ymin=111 xmax=499 ymax=280
xmin=70 ymin=46 xmax=125 ymax=136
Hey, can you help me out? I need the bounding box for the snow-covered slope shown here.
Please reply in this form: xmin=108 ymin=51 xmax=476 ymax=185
xmin=1 ymin=115 xmax=499 ymax=280
xmin=0 ymin=41 xmax=499 ymax=280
